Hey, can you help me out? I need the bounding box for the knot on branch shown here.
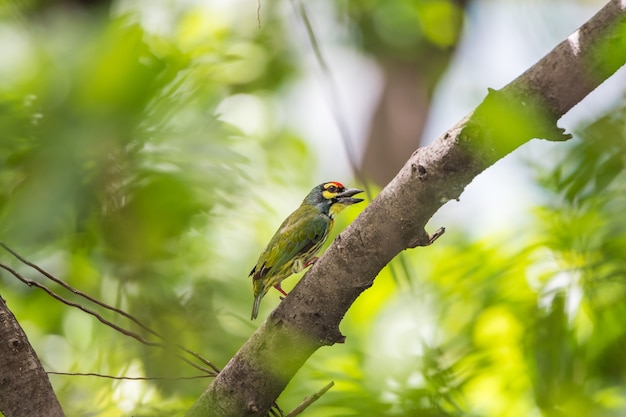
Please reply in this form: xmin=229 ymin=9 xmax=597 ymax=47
xmin=8 ymin=338 xmax=21 ymax=351
xmin=411 ymin=162 xmax=428 ymax=180
xmin=247 ymin=402 xmax=259 ymax=413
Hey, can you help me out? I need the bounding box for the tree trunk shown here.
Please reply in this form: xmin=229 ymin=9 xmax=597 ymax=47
xmin=187 ymin=1 xmax=626 ymax=415
xmin=0 ymin=295 xmax=65 ymax=417
xmin=358 ymin=1 xmax=469 ymax=186
xmin=360 ymin=59 xmax=439 ymax=186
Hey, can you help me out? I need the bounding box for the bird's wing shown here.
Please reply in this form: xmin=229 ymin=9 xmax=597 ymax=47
xmin=250 ymin=211 xmax=330 ymax=281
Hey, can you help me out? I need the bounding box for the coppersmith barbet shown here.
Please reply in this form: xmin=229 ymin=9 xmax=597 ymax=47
xmin=250 ymin=181 xmax=364 ymax=320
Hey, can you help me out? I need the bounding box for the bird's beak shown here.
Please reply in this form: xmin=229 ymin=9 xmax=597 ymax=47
xmin=336 ymin=188 xmax=364 ymax=205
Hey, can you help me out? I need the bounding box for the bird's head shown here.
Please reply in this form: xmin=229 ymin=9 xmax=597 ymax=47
xmin=304 ymin=181 xmax=364 ymax=217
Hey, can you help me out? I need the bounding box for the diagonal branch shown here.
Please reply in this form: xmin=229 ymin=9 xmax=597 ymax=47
xmin=186 ymin=1 xmax=626 ymax=415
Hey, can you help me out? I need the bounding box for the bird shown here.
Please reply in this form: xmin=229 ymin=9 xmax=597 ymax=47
xmin=249 ymin=181 xmax=364 ymax=320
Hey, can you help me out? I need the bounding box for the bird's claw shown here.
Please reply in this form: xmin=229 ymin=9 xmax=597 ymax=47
xmin=304 ymin=257 xmax=319 ymax=268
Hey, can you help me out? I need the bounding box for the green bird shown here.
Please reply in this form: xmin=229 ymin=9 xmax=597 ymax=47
xmin=250 ymin=181 xmax=364 ymax=320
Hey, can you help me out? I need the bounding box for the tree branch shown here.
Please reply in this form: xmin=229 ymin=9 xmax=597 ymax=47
xmin=186 ymin=1 xmax=626 ymax=415
xmin=0 ymin=295 xmax=65 ymax=417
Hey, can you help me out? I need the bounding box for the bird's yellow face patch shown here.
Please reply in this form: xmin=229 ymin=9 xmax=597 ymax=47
xmin=321 ymin=181 xmax=344 ymax=200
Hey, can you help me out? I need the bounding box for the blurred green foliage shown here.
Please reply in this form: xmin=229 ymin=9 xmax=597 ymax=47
xmin=336 ymin=0 xmax=465 ymax=88
xmin=1 ymin=1 xmax=626 ymax=417
xmin=337 ymin=0 xmax=464 ymax=54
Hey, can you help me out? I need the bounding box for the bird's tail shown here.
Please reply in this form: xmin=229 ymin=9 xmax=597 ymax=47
xmin=251 ymin=292 xmax=263 ymax=320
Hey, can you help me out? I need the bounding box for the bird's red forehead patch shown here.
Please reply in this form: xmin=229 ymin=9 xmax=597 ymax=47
xmin=326 ymin=181 xmax=344 ymax=189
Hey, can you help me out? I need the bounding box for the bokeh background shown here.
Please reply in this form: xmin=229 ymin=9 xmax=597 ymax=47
xmin=2 ymin=0 xmax=626 ymax=415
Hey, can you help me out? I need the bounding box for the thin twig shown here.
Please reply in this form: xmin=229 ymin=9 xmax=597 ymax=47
xmin=0 ymin=262 xmax=159 ymax=346
xmin=0 ymin=261 xmax=218 ymax=377
xmin=270 ymin=401 xmax=285 ymax=417
xmin=47 ymin=371 xmax=211 ymax=381
xmin=0 ymin=242 xmax=156 ymax=333
xmin=177 ymin=344 xmax=221 ymax=374
xmin=269 ymin=408 xmax=282 ymax=417
xmin=0 ymin=242 xmax=221 ymax=375
xmin=291 ymin=0 xmax=372 ymax=199
xmin=284 ymin=381 xmax=334 ymax=417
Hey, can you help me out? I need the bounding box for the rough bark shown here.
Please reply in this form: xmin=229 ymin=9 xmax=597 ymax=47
xmin=0 ymin=295 xmax=65 ymax=417
xmin=186 ymin=1 xmax=626 ymax=415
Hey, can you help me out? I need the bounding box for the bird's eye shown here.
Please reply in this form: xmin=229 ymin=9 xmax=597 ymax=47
xmin=327 ymin=185 xmax=337 ymax=193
